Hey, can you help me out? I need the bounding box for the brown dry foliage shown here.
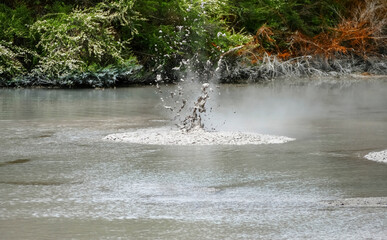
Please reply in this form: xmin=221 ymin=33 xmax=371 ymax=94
xmin=234 ymin=24 xmax=281 ymax=64
xmin=290 ymin=0 xmax=387 ymax=59
xmin=233 ymin=0 xmax=386 ymax=64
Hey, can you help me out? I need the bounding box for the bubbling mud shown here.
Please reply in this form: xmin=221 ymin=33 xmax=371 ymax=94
xmin=364 ymin=150 xmax=387 ymax=163
xmin=103 ymin=127 xmax=295 ymax=146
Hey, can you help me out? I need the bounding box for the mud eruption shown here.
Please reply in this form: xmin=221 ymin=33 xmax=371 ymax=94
xmin=104 ymin=82 xmax=296 ymax=145
xmin=179 ymin=83 xmax=210 ymax=132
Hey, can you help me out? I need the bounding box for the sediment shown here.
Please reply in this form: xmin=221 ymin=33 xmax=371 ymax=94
xmin=103 ymin=127 xmax=295 ymax=146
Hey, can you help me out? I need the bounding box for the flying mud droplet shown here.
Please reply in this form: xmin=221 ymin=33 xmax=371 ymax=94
xmin=164 ymin=106 xmax=173 ymax=111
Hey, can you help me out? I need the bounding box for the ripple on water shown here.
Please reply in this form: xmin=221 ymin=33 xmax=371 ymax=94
xmin=0 ymin=159 xmax=31 ymax=167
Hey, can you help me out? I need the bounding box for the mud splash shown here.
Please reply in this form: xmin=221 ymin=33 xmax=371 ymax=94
xmin=178 ymin=83 xmax=210 ymax=132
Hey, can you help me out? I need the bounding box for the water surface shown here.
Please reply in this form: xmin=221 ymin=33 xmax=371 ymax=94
xmin=1 ymin=79 xmax=387 ymax=239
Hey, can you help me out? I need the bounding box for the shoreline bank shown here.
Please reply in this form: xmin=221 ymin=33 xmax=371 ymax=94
xmin=1 ymin=56 xmax=386 ymax=88
xmin=1 ymin=73 xmax=387 ymax=89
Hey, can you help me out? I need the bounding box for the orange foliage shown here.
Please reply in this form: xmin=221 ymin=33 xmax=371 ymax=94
xmin=211 ymin=42 xmax=222 ymax=52
xmin=290 ymin=0 xmax=386 ymax=59
xmin=277 ymin=51 xmax=291 ymax=60
xmin=254 ymin=24 xmax=275 ymax=45
xmin=231 ymin=0 xmax=386 ymax=65
xmin=235 ymin=24 xmax=280 ymax=63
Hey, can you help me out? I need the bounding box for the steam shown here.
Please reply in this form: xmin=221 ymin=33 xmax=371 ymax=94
xmin=196 ymin=77 xmax=387 ymax=136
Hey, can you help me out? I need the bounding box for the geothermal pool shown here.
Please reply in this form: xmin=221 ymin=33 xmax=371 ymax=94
xmin=0 ymin=78 xmax=387 ymax=239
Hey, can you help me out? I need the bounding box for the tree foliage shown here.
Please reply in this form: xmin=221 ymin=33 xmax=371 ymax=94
xmin=0 ymin=0 xmax=385 ymax=86
xmin=30 ymin=0 xmax=142 ymax=79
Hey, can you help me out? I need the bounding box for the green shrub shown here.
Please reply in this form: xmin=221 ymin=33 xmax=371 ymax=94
xmin=31 ymin=0 xmax=142 ymax=79
xmin=226 ymin=0 xmax=343 ymax=36
xmin=0 ymin=41 xmax=27 ymax=81
xmin=0 ymin=4 xmax=33 ymax=42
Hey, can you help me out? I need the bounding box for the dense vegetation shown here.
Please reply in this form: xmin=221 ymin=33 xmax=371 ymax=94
xmin=1 ymin=0 xmax=386 ymax=87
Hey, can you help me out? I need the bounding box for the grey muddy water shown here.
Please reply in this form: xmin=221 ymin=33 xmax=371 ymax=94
xmin=1 ymin=77 xmax=387 ymax=239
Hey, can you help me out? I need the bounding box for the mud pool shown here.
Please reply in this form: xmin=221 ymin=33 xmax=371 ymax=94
xmin=1 ymin=78 xmax=387 ymax=239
